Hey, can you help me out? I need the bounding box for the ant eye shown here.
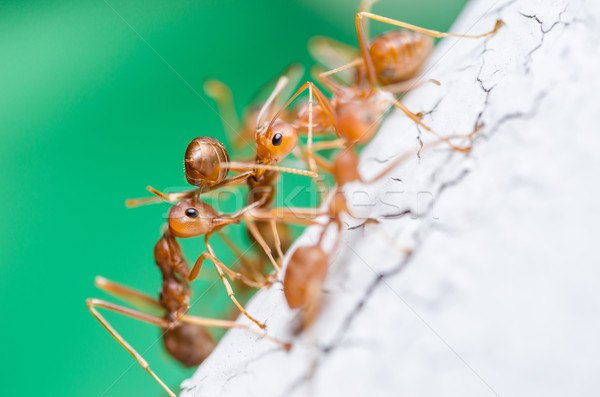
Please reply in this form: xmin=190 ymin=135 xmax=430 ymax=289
xmin=184 ymin=208 xmax=199 ymax=218
xmin=272 ymin=133 xmax=283 ymax=146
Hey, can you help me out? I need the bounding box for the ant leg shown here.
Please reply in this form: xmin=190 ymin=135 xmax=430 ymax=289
xmin=246 ymin=208 xmax=326 ymax=231
xmin=311 ymin=139 xmax=345 ymax=152
xmin=289 ymin=148 xmax=334 ymax=205
xmin=271 ymin=207 xmax=327 ymax=218
xmin=189 ymin=244 xmax=269 ymax=290
xmin=291 ymin=144 xmax=319 ymax=175
xmin=127 ymin=173 xmax=254 ymax=208
xmin=147 ymin=186 xmax=196 ymax=202
xmin=224 ymin=161 xmax=318 ymax=178
xmin=196 ymin=252 xmax=266 ymax=329
xmin=203 ymin=79 xmax=243 ymax=148
xmin=361 ymin=143 xmax=419 ymax=184
xmin=181 ymin=314 xmax=291 ymax=350
xmin=391 ymin=100 xmax=471 ymax=152
xmin=361 ymin=133 xmax=480 ymax=185
xmin=359 ymin=12 xmax=503 ymax=39
xmin=306 ymin=82 xmax=317 ymax=173
xmin=269 ymin=81 xmax=338 ymax=173
xmin=205 ymin=195 xmax=269 ymax=234
xmin=291 ymin=143 xmax=330 ymax=205
xmin=88 ymin=297 xmax=289 ymax=397
xmin=206 ymin=170 xmax=254 ymax=192
xmin=217 ymin=231 xmax=266 ymax=284
xmin=318 ymin=58 xmax=363 ymax=92
xmin=250 ymin=206 xmax=327 ymax=222
xmin=356 ymin=12 xmax=503 ymax=86
xmin=208 ymin=253 xmax=267 ymax=329
xmin=358 ymin=0 xmax=379 ymax=37
xmin=302 ymin=79 xmax=353 ymax=175
xmin=86 ymin=299 xmax=175 ymax=397
xmin=341 ymin=0 xmax=379 ymax=91
xmin=205 ymin=235 xmax=269 ymax=288
xmin=94 ymin=276 xmax=163 ymax=313
xmin=125 ymin=196 xmax=164 ymax=208
xmin=269 ymin=219 xmax=286 ymax=263
xmin=311 ymin=151 xmax=335 ymax=174
xmin=256 ymin=76 xmax=290 ymax=130
xmin=245 ymin=217 xmax=281 ymax=275
xmin=302 ymin=83 xmax=342 ymax=175
xmin=382 ymin=77 xmax=441 ymax=95
xmin=125 ymin=186 xmax=197 ymax=208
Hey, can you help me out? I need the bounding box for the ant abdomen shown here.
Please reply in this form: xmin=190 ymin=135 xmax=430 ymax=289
xmin=284 ymin=246 xmax=328 ymax=310
xmin=184 ymin=136 xmax=230 ymax=189
xmin=162 ymin=322 xmax=216 ymax=367
xmin=369 ymin=30 xmax=433 ymax=85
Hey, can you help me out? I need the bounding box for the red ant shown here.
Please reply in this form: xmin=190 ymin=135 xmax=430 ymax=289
xmin=127 ymin=76 xmax=325 ymax=273
xmin=88 ymin=197 xmax=298 ymax=397
xmin=295 ymin=1 xmax=502 ymax=155
xmin=281 ymin=144 xmax=418 ymax=327
xmin=282 ymin=126 xmax=480 ymax=328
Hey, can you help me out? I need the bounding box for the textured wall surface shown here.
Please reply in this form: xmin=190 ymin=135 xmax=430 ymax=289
xmin=182 ymin=0 xmax=600 ymax=396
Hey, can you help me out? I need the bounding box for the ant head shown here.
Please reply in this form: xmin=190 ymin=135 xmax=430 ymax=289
xmin=168 ymin=198 xmax=217 ymax=238
xmin=184 ymin=137 xmax=230 ymax=188
xmin=336 ymin=95 xmax=389 ymax=145
xmin=255 ymin=119 xmax=298 ymax=164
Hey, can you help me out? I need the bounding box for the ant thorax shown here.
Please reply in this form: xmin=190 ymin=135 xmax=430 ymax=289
xmin=335 ymin=89 xmax=394 ymax=144
xmin=295 ymin=101 xmax=334 ymax=133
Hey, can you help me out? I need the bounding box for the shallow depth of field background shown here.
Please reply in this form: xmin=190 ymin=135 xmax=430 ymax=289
xmin=0 ymin=0 xmax=467 ymax=395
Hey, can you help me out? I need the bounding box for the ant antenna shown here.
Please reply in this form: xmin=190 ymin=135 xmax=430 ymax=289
xmin=222 ymin=161 xmax=318 ymax=177
xmin=256 ymin=76 xmax=289 ymax=130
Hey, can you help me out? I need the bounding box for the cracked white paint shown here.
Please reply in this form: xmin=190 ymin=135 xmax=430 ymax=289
xmin=181 ymin=0 xmax=600 ymax=396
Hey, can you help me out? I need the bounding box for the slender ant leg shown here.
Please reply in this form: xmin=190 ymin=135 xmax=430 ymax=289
xmin=356 ymin=11 xmax=503 ymax=87
xmin=88 ymin=295 xmax=291 ymax=397
xmin=87 ymin=299 xmax=176 ymax=397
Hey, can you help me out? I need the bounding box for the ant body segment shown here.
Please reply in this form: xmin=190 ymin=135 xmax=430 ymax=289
xmin=302 ymin=1 xmax=502 ymax=153
xmin=88 ymin=196 xmax=295 ymax=396
xmin=88 ymin=2 xmax=503 ymax=393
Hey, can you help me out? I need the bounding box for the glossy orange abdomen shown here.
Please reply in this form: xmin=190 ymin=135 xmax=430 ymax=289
xmin=184 ymin=136 xmax=230 ymax=188
xmin=369 ymin=30 xmax=434 ymax=85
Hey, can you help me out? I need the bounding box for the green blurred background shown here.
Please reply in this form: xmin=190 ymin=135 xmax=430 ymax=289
xmin=0 ymin=0 xmax=467 ymax=395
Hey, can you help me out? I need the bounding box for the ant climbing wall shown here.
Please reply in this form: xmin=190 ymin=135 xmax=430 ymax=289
xmin=180 ymin=0 xmax=600 ymax=396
